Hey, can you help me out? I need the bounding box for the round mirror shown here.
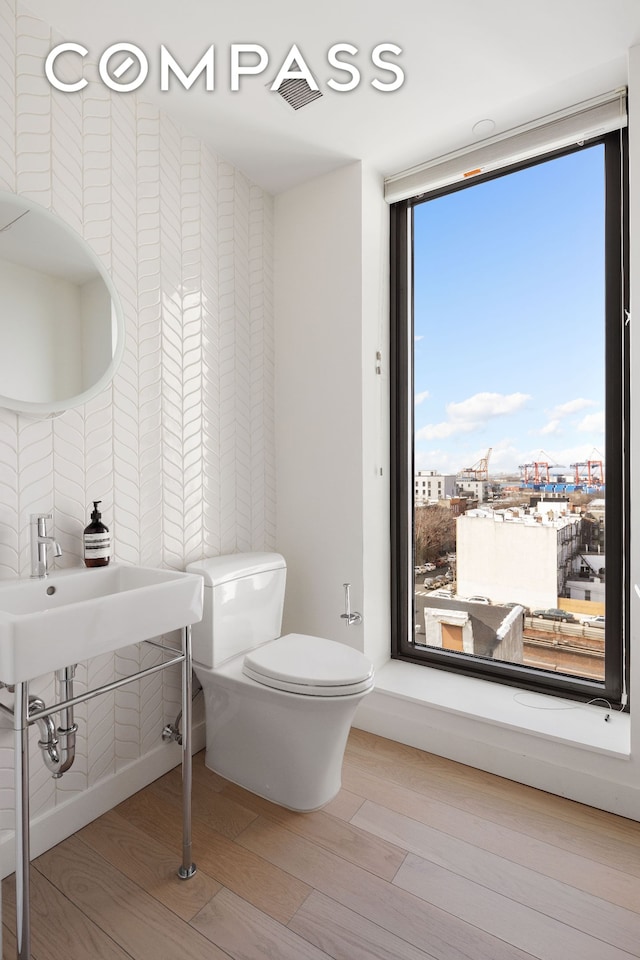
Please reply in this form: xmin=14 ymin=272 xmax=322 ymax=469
xmin=0 ymin=192 xmax=125 ymax=416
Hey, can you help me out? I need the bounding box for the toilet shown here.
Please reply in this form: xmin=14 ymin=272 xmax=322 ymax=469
xmin=186 ymin=552 xmax=374 ymax=811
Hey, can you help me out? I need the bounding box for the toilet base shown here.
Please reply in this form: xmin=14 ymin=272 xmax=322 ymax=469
xmin=196 ymin=656 xmax=371 ymax=811
xmin=203 ymin=748 xmax=342 ymax=812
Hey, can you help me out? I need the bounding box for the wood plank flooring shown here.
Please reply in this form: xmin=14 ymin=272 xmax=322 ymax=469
xmin=3 ymin=728 xmax=640 ymax=959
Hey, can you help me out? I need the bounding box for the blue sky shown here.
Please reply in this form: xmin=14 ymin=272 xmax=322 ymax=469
xmin=413 ymin=144 xmax=606 ymax=478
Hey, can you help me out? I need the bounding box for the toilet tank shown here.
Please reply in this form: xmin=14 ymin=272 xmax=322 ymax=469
xmin=186 ymin=552 xmax=286 ymax=668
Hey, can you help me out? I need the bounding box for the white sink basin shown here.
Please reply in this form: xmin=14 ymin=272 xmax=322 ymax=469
xmin=0 ymin=564 xmax=204 ymax=684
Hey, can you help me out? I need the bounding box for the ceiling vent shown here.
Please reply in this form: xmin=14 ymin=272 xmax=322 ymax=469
xmin=275 ymin=77 xmax=323 ymax=110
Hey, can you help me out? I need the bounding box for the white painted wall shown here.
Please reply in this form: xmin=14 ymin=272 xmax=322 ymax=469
xmin=274 ymin=161 xmax=390 ymax=668
xmin=274 ymin=163 xmax=365 ymax=649
xmin=360 ymin=163 xmax=391 ymax=671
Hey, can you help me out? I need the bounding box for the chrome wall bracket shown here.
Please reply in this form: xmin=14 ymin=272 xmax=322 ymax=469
xmin=340 ymin=582 xmax=362 ymax=626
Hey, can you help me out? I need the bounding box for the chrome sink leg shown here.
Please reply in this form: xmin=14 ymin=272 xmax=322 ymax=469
xmin=14 ymin=681 xmax=31 ymax=959
xmin=178 ymin=625 xmax=196 ymax=880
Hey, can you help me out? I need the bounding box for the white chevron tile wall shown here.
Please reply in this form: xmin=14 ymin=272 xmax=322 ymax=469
xmin=0 ymin=3 xmax=275 ymax=850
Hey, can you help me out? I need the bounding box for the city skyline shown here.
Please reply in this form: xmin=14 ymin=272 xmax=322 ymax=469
xmin=413 ymin=143 xmax=607 ymax=479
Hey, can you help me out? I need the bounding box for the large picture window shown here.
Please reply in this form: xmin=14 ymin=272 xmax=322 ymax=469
xmin=390 ymin=109 xmax=628 ymax=705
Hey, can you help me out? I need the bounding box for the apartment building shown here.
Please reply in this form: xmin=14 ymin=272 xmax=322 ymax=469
xmin=456 ymin=478 xmax=489 ymax=502
xmin=414 ymin=470 xmax=457 ymax=504
xmin=456 ymin=504 xmax=582 ymax=610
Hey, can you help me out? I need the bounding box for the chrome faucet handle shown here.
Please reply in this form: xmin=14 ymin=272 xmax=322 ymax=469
xmin=31 ymin=512 xmax=52 ymax=529
xmin=30 ymin=512 xmax=62 ymax=577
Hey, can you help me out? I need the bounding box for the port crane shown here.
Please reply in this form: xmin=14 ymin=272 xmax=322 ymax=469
xmin=569 ymin=459 xmax=605 ymax=485
xmin=518 ymin=461 xmax=551 ymax=483
xmin=458 ymin=447 xmax=492 ymax=481
xmin=518 ymin=450 xmax=564 ymax=485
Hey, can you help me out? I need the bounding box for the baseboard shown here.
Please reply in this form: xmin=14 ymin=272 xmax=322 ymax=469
xmin=0 ymin=719 xmax=206 ymax=880
xmin=354 ymin=688 xmax=639 ymax=821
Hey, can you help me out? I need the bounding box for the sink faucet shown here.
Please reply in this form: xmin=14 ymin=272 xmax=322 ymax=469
xmin=30 ymin=513 xmax=63 ymax=578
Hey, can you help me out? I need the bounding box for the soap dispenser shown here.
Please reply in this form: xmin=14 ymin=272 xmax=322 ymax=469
xmin=83 ymin=500 xmax=111 ymax=567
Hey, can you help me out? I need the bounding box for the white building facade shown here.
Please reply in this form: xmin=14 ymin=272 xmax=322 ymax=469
xmin=565 ymin=552 xmax=606 ymax=604
xmin=414 ymin=470 xmax=457 ymax=504
xmin=456 ymin=478 xmax=489 ymax=502
xmin=456 ymin=507 xmax=582 ymax=610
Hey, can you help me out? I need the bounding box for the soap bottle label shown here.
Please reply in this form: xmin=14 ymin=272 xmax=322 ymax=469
xmin=84 ymin=533 xmax=110 ymax=560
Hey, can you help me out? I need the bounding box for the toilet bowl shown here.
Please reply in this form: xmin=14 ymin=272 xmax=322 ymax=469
xmin=186 ymin=553 xmax=374 ymax=811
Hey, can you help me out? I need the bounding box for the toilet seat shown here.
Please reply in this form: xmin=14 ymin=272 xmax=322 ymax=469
xmin=242 ymin=633 xmax=374 ymax=697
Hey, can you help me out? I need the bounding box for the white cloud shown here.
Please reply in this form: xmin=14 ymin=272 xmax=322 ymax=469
xmin=447 ymin=392 xmax=531 ymax=423
xmin=415 ymin=390 xmax=430 ymax=405
xmin=540 ymin=419 xmax=561 ymax=435
xmin=416 ymin=420 xmax=476 ymax=440
xmin=577 ymin=411 xmax=605 ymax=434
xmin=486 ymin=441 xmax=521 ymax=472
xmin=414 ymin=448 xmax=459 ymax=474
xmin=416 ymin=391 xmax=531 ymax=442
xmin=537 ymin=398 xmax=600 ymax=439
xmin=548 ymin=397 xmax=596 ymax=420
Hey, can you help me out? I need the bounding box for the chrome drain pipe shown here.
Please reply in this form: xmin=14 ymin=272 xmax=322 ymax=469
xmin=0 ymin=667 xmax=77 ymax=779
xmin=26 ymin=665 xmax=77 ymax=778
xmin=28 ymin=696 xmax=61 ymax=774
xmin=52 ymin=665 xmax=78 ymax=777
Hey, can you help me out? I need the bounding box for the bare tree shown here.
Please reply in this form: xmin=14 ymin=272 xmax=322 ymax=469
xmin=414 ymin=505 xmax=456 ymax=564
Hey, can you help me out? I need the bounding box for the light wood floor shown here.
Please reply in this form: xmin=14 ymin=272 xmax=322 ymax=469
xmin=3 ymin=728 xmax=640 ymax=959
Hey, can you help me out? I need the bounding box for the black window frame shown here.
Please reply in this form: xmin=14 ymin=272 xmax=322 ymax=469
xmin=390 ymin=130 xmax=629 ymax=707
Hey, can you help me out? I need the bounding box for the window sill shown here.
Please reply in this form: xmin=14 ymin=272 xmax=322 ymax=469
xmin=373 ymin=659 xmax=630 ymax=759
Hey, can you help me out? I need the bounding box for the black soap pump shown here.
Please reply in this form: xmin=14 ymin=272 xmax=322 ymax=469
xmin=83 ymin=500 xmax=111 ymax=567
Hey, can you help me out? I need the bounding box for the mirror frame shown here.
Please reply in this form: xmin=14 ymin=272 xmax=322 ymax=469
xmin=0 ymin=192 xmax=125 ymax=417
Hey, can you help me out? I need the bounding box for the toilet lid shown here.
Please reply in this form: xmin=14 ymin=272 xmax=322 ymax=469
xmin=242 ymin=633 xmax=374 ymax=697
